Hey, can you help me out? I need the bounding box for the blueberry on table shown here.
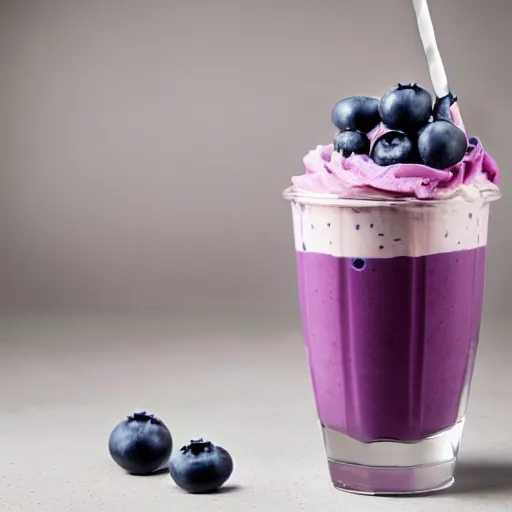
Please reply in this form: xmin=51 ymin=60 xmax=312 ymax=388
xmin=108 ymin=411 xmax=173 ymax=474
xmin=334 ymin=130 xmax=370 ymax=157
xmin=170 ymin=438 xmax=233 ymax=493
xmin=418 ymin=120 xmax=468 ymax=169
xmin=331 ymin=96 xmax=380 ymax=133
xmin=371 ymin=131 xmax=417 ymax=166
xmin=379 ymin=83 xmax=432 ymax=133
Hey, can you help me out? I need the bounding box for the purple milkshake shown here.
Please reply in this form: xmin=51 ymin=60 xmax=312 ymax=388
xmin=284 ymin=91 xmax=500 ymax=493
xmin=283 ymin=0 xmax=502 ymax=493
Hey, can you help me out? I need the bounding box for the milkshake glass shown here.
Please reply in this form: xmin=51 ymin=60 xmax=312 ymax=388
xmin=282 ymin=0 xmax=502 ymax=493
xmin=284 ymin=187 xmax=500 ymax=494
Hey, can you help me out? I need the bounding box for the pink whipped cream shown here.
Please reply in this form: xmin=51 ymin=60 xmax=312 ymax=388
xmin=293 ymin=108 xmax=500 ymax=200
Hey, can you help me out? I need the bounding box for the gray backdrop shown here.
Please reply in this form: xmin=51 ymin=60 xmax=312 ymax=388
xmin=1 ymin=0 xmax=510 ymax=318
xmin=2 ymin=3 xmax=512 ymax=510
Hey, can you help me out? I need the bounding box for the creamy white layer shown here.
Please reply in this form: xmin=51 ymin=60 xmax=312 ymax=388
xmin=291 ymin=199 xmax=490 ymax=258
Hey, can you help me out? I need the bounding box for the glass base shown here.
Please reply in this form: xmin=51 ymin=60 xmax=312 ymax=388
xmin=322 ymin=420 xmax=464 ymax=495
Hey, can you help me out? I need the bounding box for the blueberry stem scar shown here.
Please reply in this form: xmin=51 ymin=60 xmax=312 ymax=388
xmin=181 ymin=439 xmax=213 ymax=455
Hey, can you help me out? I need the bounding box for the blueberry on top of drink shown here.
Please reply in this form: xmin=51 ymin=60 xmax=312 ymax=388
xmin=433 ymin=91 xmax=457 ymax=122
xmin=418 ymin=92 xmax=468 ymax=169
xmin=334 ymin=130 xmax=370 ymax=158
xmin=418 ymin=119 xmax=467 ymax=169
xmin=379 ymin=83 xmax=432 ymax=134
xmin=330 ymin=83 xmax=468 ymax=170
xmin=331 ymin=96 xmax=380 ymax=133
xmin=371 ymin=131 xmax=417 ymax=166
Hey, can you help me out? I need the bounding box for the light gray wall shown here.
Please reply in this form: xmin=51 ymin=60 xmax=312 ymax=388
xmin=1 ymin=0 xmax=510 ymax=317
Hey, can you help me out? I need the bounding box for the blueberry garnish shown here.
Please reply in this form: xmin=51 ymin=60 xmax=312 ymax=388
xmin=433 ymin=91 xmax=457 ymax=122
xmin=333 ymin=130 xmax=370 ymax=157
xmin=371 ymin=131 xmax=417 ymax=166
xmin=108 ymin=411 xmax=173 ymax=475
xmin=418 ymin=121 xmax=468 ymax=169
xmin=379 ymin=83 xmax=432 ymax=133
xmin=170 ymin=438 xmax=233 ymax=493
xmin=331 ymin=96 xmax=380 ymax=133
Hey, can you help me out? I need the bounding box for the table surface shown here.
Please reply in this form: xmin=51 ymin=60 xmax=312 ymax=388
xmin=1 ymin=313 xmax=512 ymax=511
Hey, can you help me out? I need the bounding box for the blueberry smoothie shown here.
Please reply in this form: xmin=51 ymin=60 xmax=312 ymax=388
xmin=294 ymin=200 xmax=487 ymax=443
xmin=284 ymin=84 xmax=500 ymax=494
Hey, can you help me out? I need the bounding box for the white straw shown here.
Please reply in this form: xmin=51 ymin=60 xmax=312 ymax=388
xmin=411 ymin=0 xmax=449 ymax=98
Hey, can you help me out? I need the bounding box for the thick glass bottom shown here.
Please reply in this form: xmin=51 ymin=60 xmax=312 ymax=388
xmin=322 ymin=420 xmax=464 ymax=495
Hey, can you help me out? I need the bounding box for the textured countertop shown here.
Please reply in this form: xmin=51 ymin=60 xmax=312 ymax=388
xmin=1 ymin=313 xmax=511 ymax=511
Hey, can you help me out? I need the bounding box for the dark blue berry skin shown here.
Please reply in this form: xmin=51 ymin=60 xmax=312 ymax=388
xmin=371 ymin=131 xmax=417 ymax=166
xmin=108 ymin=412 xmax=173 ymax=475
xmin=418 ymin=120 xmax=468 ymax=170
xmin=170 ymin=439 xmax=233 ymax=494
xmin=334 ymin=130 xmax=370 ymax=157
xmin=433 ymin=91 xmax=457 ymax=122
xmin=331 ymin=96 xmax=380 ymax=134
xmin=379 ymin=84 xmax=432 ymax=133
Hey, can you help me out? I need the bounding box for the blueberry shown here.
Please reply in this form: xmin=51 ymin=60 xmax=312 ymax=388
xmin=170 ymin=439 xmax=233 ymax=493
xmin=379 ymin=83 xmax=432 ymax=133
xmin=331 ymin=96 xmax=380 ymax=133
xmin=370 ymin=131 xmax=417 ymax=166
xmin=108 ymin=411 xmax=173 ymax=475
xmin=433 ymin=91 xmax=457 ymax=122
xmin=333 ymin=130 xmax=370 ymax=157
xmin=352 ymin=258 xmax=366 ymax=271
xmin=418 ymin=120 xmax=468 ymax=169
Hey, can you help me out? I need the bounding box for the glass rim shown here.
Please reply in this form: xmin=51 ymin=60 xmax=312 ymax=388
xmin=282 ymin=186 xmax=501 ymax=208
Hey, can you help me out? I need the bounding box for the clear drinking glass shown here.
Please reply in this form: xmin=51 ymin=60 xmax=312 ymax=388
xmin=284 ymin=187 xmax=500 ymax=495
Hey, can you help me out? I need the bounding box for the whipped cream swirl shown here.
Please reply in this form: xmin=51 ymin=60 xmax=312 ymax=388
xmin=293 ymin=128 xmax=500 ymax=201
